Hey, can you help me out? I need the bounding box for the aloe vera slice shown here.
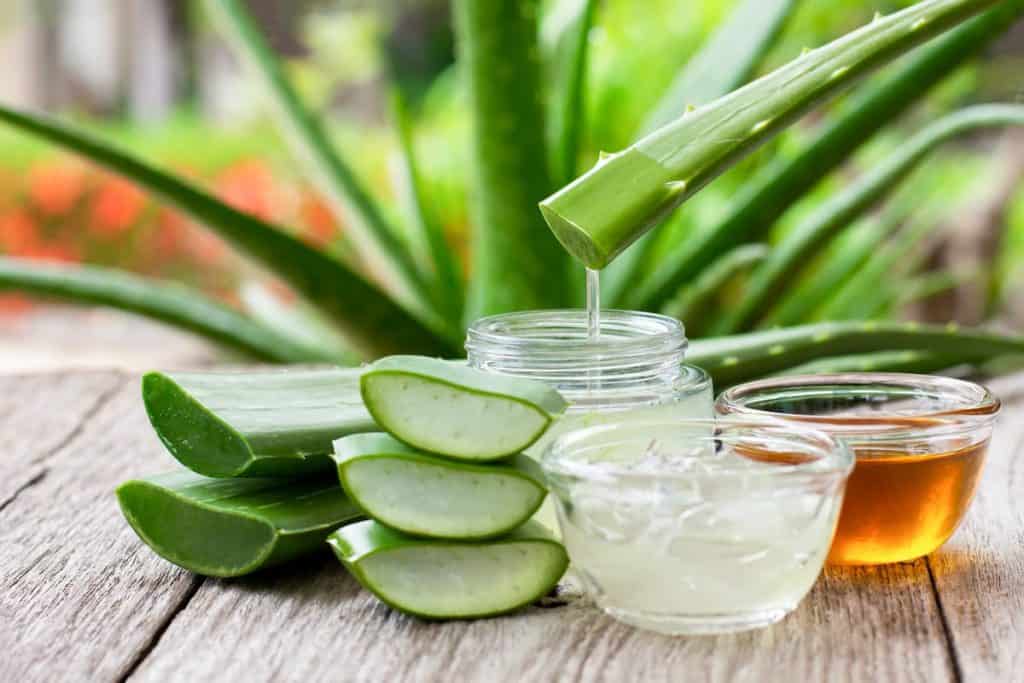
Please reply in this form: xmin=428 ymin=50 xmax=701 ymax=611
xmin=328 ymin=519 xmax=568 ymax=619
xmin=333 ymin=433 xmax=548 ymax=540
xmin=143 ymin=368 xmax=375 ymax=478
xmin=360 ymin=356 xmax=567 ymax=461
xmin=117 ymin=470 xmax=362 ymax=577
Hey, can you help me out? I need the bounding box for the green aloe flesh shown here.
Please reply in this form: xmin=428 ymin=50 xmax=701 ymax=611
xmin=360 ymin=356 xmax=568 ymax=461
xmin=329 ymin=519 xmax=568 ymax=619
xmin=333 ymin=433 xmax=547 ymax=540
xmin=143 ymin=368 xmax=375 ymax=478
xmin=117 ymin=471 xmax=362 ymax=577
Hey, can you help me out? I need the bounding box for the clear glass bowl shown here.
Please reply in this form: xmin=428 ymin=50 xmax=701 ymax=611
xmin=715 ymin=373 xmax=1000 ymax=565
xmin=542 ymin=417 xmax=853 ymax=635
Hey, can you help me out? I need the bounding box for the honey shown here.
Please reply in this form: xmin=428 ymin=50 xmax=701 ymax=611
xmin=716 ymin=373 xmax=1000 ymax=566
xmin=828 ymin=439 xmax=987 ymax=565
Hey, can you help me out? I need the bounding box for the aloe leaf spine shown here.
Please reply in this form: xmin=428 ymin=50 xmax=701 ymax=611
xmin=626 ymin=1 xmax=1023 ymax=309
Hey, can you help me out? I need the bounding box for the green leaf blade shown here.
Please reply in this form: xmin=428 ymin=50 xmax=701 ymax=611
xmin=625 ymin=0 xmax=1023 ymax=309
xmin=455 ymin=0 xmax=571 ymax=320
xmin=602 ymin=0 xmax=798 ymax=306
xmin=0 ymin=106 xmax=456 ymax=358
xmin=716 ymin=104 xmax=1024 ymax=334
xmin=0 ymin=258 xmax=341 ymax=364
xmin=206 ymin=0 xmax=434 ymax=314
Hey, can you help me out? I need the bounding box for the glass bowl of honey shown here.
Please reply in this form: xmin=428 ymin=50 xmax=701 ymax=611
xmin=542 ymin=417 xmax=853 ymax=634
xmin=715 ymin=373 xmax=1000 ymax=565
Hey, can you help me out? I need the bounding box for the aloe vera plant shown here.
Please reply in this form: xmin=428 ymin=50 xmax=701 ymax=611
xmin=0 ymin=0 xmax=1022 ymax=385
xmin=144 ymin=369 xmax=375 ymax=478
xmin=117 ymin=470 xmax=362 ymax=577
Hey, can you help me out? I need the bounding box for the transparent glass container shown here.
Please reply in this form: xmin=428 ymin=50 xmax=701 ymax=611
xmin=467 ymin=310 xmax=713 ymax=533
xmin=715 ymin=373 xmax=1000 ymax=565
xmin=542 ymin=417 xmax=853 ymax=635
xmin=466 ymin=310 xmax=712 ymax=431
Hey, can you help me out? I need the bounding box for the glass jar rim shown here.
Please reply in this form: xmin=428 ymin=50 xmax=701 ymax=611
xmin=715 ymin=372 xmax=1000 ymax=444
xmin=542 ymin=416 xmax=853 ymax=484
xmin=466 ymin=309 xmax=686 ymax=357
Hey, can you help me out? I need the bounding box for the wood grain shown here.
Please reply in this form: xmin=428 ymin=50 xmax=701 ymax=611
xmin=4 ymin=370 xmax=1024 ymax=682
xmin=0 ymin=372 xmax=124 ymax=507
xmin=0 ymin=376 xmax=201 ymax=682
xmin=130 ymin=521 xmax=952 ymax=682
xmin=928 ymin=373 xmax=1024 ymax=682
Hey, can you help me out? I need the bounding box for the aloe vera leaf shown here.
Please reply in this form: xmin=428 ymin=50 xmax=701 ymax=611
xmin=143 ymin=369 xmax=376 ymax=478
xmin=687 ymin=321 xmax=1024 ymax=388
xmin=602 ymin=0 xmax=798 ymax=306
xmin=544 ymin=0 xmax=600 ymax=187
xmin=662 ymin=244 xmax=768 ymax=332
xmin=328 ymin=519 xmax=568 ymax=619
xmin=117 ymin=471 xmax=362 ymax=577
xmin=541 ymin=0 xmax=1000 ymax=271
xmin=360 ymin=356 xmax=568 ymax=461
xmin=626 ymin=2 xmax=1023 ymax=310
xmin=714 ymin=104 xmax=1024 ymax=334
xmin=333 ymin=433 xmax=547 ymax=540
xmin=0 ymin=106 xmax=456 ymax=358
xmin=895 ymin=269 xmax=975 ymax=308
xmin=642 ymin=0 xmax=800 ymax=134
xmin=762 ymin=215 xmax=895 ymax=327
xmin=206 ymin=0 xmax=432 ymax=313
xmin=777 ymin=349 xmax=976 ymax=376
xmin=389 ymin=89 xmax=464 ymax=324
xmin=0 ymin=258 xmax=341 ymax=364
xmin=816 ymin=211 xmax=944 ymax=321
xmin=238 ymin=281 xmax=359 ymax=364
xmin=454 ymin=0 xmax=570 ymax=319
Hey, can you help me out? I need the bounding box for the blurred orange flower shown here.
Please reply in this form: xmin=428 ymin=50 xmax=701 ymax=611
xmin=28 ymin=162 xmax=86 ymax=217
xmin=0 ymin=210 xmax=41 ymax=253
xmin=90 ymin=176 xmax=147 ymax=237
xmin=300 ymin=192 xmax=340 ymax=247
xmin=216 ymin=160 xmax=278 ymax=221
xmin=0 ymin=293 xmax=32 ymax=315
xmin=21 ymin=241 xmax=81 ymax=264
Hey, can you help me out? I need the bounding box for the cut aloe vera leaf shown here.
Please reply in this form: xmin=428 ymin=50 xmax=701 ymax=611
xmin=333 ymin=433 xmax=548 ymax=540
xmin=328 ymin=519 xmax=568 ymax=619
xmin=360 ymin=356 xmax=568 ymax=461
xmin=143 ymin=368 xmax=376 ymax=478
xmin=117 ymin=470 xmax=362 ymax=577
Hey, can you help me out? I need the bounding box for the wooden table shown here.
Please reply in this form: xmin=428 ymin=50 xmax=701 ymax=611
xmin=2 ymin=370 xmax=1023 ymax=682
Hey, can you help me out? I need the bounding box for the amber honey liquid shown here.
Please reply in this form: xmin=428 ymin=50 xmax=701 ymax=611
xmin=828 ymin=440 xmax=988 ymax=565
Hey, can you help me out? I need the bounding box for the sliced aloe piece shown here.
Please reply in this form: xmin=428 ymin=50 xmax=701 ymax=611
xmin=117 ymin=470 xmax=362 ymax=577
xmin=329 ymin=519 xmax=568 ymax=619
xmin=143 ymin=368 xmax=376 ymax=478
xmin=333 ymin=433 xmax=548 ymax=540
xmin=360 ymin=356 xmax=567 ymax=461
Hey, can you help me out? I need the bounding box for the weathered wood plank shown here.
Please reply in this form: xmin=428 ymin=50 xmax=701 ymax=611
xmin=0 ymin=372 xmax=124 ymax=507
xmin=928 ymin=374 xmax=1024 ymax=682
xmin=131 ymin=528 xmax=952 ymax=681
xmin=0 ymin=376 xmax=202 ymax=682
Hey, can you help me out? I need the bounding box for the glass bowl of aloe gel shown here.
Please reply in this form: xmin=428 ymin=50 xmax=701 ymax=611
xmin=542 ymin=417 xmax=852 ymax=635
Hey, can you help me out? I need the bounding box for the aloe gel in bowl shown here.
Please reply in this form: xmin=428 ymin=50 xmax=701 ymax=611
xmin=543 ymin=418 xmax=852 ymax=635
